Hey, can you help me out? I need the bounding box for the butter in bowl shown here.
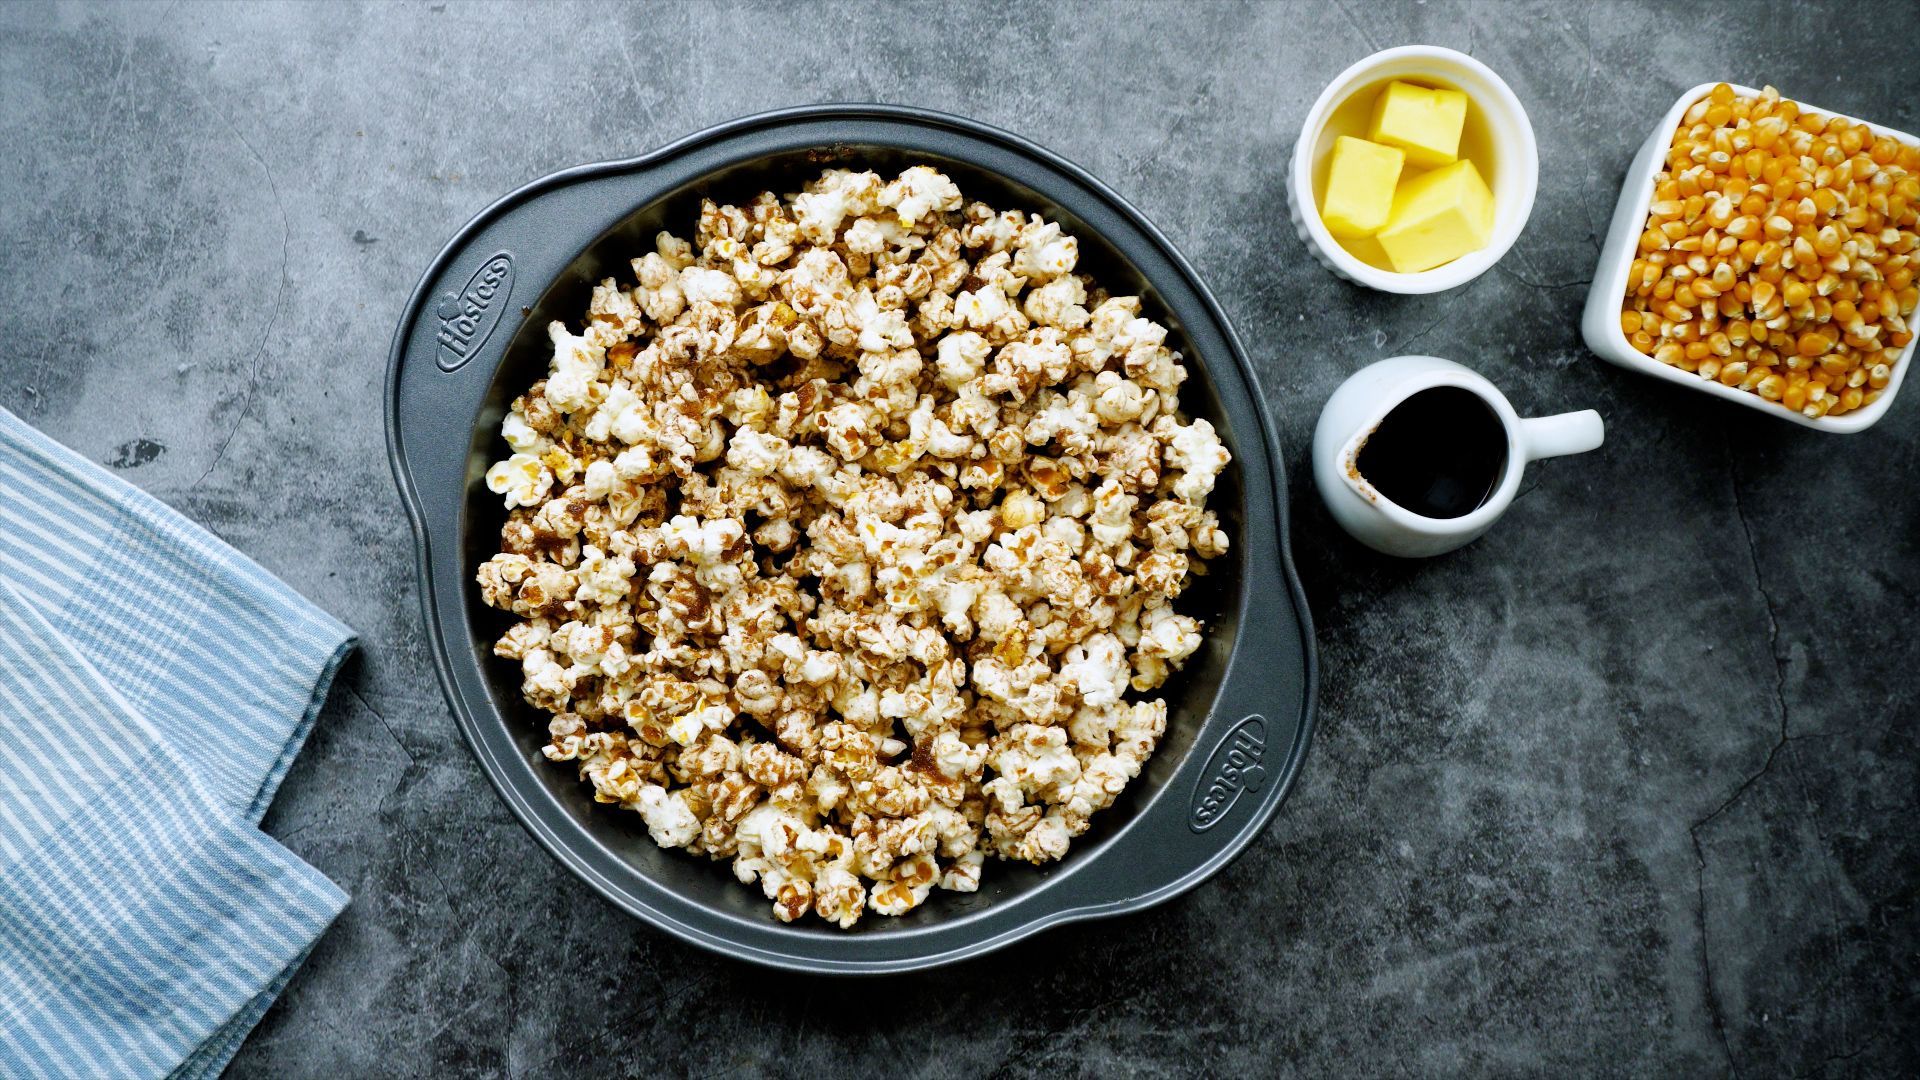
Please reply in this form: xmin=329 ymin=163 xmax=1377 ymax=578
xmin=1321 ymin=82 xmax=1494 ymax=274
xmin=1289 ymin=45 xmax=1538 ymax=295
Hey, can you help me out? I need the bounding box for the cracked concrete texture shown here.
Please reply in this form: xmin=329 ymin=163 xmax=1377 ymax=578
xmin=2 ymin=0 xmax=1916 ymax=1075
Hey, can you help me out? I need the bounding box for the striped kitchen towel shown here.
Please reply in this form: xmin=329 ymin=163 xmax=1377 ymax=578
xmin=0 ymin=406 xmax=355 ymax=1080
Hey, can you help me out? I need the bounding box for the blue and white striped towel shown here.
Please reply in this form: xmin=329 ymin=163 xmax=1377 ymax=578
xmin=0 ymin=406 xmax=355 ymax=1080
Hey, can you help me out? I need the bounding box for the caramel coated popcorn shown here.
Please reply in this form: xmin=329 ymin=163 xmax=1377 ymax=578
xmin=477 ymin=166 xmax=1230 ymax=927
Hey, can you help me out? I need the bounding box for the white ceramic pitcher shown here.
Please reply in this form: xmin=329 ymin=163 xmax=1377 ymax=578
xmin=1312 ymin=356 xmax=1604 ymax=557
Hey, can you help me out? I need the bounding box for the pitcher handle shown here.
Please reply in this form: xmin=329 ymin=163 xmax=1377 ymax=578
xmin=1518 ymin=410 xmax=1605 ymax=462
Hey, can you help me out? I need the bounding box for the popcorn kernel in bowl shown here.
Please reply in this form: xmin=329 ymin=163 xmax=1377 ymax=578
xmin=1622 ymin=83 xmax=1920 ymax=420
xmin=474 ymin=166 xmax=1230 ymax=928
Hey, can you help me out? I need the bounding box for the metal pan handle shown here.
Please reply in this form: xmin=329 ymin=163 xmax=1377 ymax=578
xmin=387 ymin=162 xmax=675 ymax=532
xmin=1021 ymin=552 xmax=1314 ymax=924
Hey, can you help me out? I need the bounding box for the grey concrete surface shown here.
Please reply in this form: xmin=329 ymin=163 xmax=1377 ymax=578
xmin=3 ymin=0 xmax=1916 ymax=1075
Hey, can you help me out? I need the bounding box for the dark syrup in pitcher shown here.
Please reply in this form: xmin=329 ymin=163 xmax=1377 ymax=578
xmin=1355 ymin=386 xmax=1508 ymax=519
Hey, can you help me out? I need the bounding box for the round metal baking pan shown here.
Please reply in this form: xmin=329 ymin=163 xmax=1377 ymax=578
xmin=385 ymin=104 xmax=1317 ymax=974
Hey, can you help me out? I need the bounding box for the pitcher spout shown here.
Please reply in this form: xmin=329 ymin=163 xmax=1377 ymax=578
xmin=1338 ymin=428 xmax=1380 ymax=503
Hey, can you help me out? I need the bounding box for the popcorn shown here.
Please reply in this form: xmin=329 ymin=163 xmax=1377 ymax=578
xmin=791 ymin=169 xmax=881 ymax=245
xmin=636 ymin=784 xmax=701 ymax=846
xmin=1011 ymin=219 xmax=1078 ymax=283
xmin=484 ymin=453 xmax=553 ymax=509
xmin=475 ymin=166 xmax=1228 ymax=928
xmin=880 ymin=165 xmax=963 ymax=226
xmin=1060 ymin=633 xmax=1128 ymax=707
xmin=572 ymin=546 xmax=634 ymax=605
xmin=1163 ymin=417 xmax=1230 ymax=503
xmin=632 ymin=249 xmax=687 ymax=323
xmin=680 ymin=266 xmax=741 ymax=307
xmin=501 ymin=410 xmax=544 ymax=453
xmin=935 ymin=330 xmax=991 ymax=388
xmin=544 ymin=321 xmax=604 ymax=411
xmin=1023 ymin=274 xmax=1089 ymax=330
xmin=724 ymin=427 xmax=788 ymax=478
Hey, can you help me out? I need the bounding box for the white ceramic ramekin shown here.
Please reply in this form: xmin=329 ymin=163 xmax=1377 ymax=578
xmin=1288 ymin=46 xmax=1539 ymax=295
xmin=1581 ymin=82 xmax=1919 ymax=433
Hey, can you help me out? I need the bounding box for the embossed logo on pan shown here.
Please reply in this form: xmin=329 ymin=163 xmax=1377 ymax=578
xmin=1189 ymin=715 xmax=1268 ymax=832
xmin=436 ymin=252 xmax=514 ymax=371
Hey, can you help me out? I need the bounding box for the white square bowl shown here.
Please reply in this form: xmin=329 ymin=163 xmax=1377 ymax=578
xmin=1581 ymin=82 xmax=1919 ymax=433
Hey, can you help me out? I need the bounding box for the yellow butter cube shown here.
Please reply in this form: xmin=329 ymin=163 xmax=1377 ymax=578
xmin=1319 ymin=136 xmax=1405 ymax=238
xmin=1376 ymin=158 xmax=1496 ymax=273
xmin=1368 ymin=80 xmax=1469 ymax=169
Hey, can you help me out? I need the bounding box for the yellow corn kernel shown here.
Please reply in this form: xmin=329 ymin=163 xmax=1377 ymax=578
xmin=1624 ymin=89 xmax=1919 ymax=418
xmin=1797 ymin=330 xmax=1834 ymax=356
